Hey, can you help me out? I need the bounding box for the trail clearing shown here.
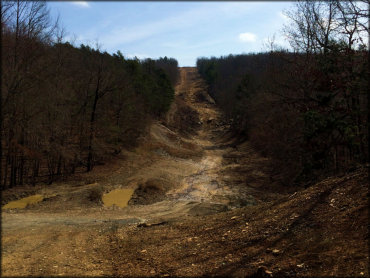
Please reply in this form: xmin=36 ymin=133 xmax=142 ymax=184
xmin=2 ymin=68 xmax=368 ymax=277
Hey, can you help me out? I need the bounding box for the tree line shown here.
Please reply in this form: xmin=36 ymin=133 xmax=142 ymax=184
xmin=1 ymin=1 xmax=179 ymax=188
xmin=197 ymin=0 xmax=369 ymax=186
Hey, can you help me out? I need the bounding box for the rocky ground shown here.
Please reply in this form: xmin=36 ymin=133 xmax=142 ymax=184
xmin=1 ymin=68 xmax=368 ymax=277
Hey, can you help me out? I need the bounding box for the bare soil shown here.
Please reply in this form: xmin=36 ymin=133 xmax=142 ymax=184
xmin=1 ymin=68 xmax=368 ymax=277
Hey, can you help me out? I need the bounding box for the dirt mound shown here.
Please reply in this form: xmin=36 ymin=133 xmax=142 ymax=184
xmin=147 ymin=123 xmax=203 ymax=159
xmin=86 ymin=184 xmax=105 ymax=204
xmin=1 ymin=186 xmax=38 ymax=206
xmin=129 ymin=178 xmax=174 ymax=205
xmin=165 ymin=98 xmax=201 ymax=137
xmin=134 ymin=122 xmax=203 ymax=162
xmin=195 ymin=90 xmax=216 ymax=104
xmin=188 ymin=202 xmax=228 ymax=216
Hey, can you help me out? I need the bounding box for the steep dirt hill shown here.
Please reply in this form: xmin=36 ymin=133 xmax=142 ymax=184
xmin=1 ymin=68 xmax=368 ymax=277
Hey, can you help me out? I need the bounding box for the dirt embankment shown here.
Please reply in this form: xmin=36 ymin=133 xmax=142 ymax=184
xmin=1 ymin=68 xmax=368 ymax=277
xmin=108 ymin=167 xmax=368 ymax=277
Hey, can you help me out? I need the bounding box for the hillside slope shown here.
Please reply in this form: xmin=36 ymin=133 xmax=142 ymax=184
xmin=2 ymin=68 xmax=368 ymax=277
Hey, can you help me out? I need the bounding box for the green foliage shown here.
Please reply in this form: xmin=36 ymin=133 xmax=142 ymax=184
xmin=196 ymin=53 xmax=269 ymax=135
xmin=154 ymin=56 xmax=179 ymax=86
xmin=197 ymin=58 xmax=218 ymax=86
xmin=137 ymin=59 xmax=175 ymax=117
xmin=303 ymin=110 xmax=329 ymax=140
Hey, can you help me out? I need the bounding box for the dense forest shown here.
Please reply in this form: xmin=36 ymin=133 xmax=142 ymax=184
xmin=197 ymin=0 xmax=369 ymax=186
xmin=0 ymin=1 xmax=179 ymax=188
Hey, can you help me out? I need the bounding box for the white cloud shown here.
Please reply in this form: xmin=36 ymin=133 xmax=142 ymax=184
xmin=239 ymin=32 xmax=257 ymax=43
xmin=71 ymin=1 xmax=90 ymax=8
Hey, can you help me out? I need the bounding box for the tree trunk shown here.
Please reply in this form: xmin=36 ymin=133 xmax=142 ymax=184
xmin=87 ymin=76 xmax=101 ymax=172
xmin=10 ymin=154 xmax=17 ymax=188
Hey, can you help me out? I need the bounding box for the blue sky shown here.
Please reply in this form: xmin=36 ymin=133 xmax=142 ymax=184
xmin=48 ymin=1 xmax=294 ymax=66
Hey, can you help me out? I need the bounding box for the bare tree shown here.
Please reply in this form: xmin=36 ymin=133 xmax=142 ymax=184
xmin=283 ymin=1 xmax=341 ymax=54
xmin=1 ymin=0 xmax=57 ymax=187
xmin=283 ymin=0 xmax=369 ymax=170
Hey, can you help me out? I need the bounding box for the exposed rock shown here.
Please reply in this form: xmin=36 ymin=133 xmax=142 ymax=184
xmin=252 ymin=266 xmax=273 ymax=278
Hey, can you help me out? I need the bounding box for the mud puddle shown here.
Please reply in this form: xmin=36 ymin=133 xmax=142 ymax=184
xmin=102 ymin=189 xmax=134 ymax=208
xmin=2 ymin=194 xmax=44 ymax=209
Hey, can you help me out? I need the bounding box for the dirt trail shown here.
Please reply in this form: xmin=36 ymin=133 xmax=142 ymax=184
xmin=2 ymin=67 xmax=273 ymax=276
xmin=2 ymin=68 xmax=367 ymax=277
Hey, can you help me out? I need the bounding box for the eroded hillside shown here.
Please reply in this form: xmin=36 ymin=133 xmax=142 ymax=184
xmin=2 ymin=68 xmax=368 ymax=277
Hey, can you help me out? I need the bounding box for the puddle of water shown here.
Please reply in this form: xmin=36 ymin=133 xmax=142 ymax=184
xmin=102 ymin=189 xmax=134 ymax=208
xmin=2 ymin=194 xmax=44 ymax=209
